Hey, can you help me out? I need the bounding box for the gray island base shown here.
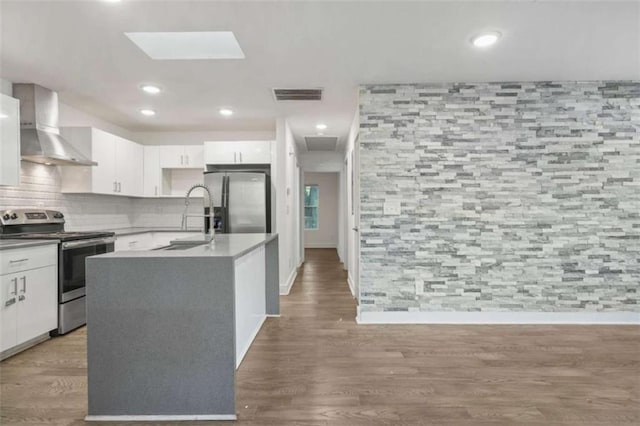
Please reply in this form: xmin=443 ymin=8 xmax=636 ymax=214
xmin=85 ymin=234 xmax=279 ymax=421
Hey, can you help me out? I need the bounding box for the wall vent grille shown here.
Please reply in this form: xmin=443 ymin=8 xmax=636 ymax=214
xmin=305 ymin=136 xmax=337 ymax=151
xmin=273 ymin=88 xmax=322 ymax=101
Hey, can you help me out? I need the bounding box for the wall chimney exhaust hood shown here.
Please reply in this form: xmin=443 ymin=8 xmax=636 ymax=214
xmin=13 ymin=84 xmax=97 ymax=166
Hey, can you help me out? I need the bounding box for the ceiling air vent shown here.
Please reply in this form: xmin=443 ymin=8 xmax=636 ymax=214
xmin=305 ymin=136 xmax=337 ymax=151
xmin=273 ymin=88 xmax=322 ymax=101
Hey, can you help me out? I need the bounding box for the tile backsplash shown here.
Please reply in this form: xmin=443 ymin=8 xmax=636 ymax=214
xmin=0 ymin=161 xmax=196 ymax=231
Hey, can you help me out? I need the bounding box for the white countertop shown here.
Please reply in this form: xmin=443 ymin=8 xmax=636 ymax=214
xmin=0 ymin=239 xmax=60 ymax=251
xmin=95 ymin=233 xmax=278 ymax=259
xmin=105 ymin=227 xmax=202 ymax=236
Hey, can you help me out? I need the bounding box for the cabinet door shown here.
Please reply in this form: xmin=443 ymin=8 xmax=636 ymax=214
xmin=0 ymin=274 xmax=19 ymax=352
xmin=16 ymin=266 xmax=57 ymax=345
xmin=0 ymin=94 xmax=20 ymax=186
xmin=143 ymin=146 xmax=161 ymax=197
xmin=159 ymin=145 xmax=186 ymax=168
xmin=184 ymin=145 xmax=204 ymax=169
xmin=116 ymin=137 xmax=144 ymax=197
xmin=204 ymin=141 xmax=238 ymax=165
xmin=91 ymin=128 xmax=118 ymax=194
xmin=237 ymin=141 xmax=271 ymax=164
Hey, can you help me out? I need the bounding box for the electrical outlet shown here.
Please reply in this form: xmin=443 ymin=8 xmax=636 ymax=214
xmin=383 ymin=201 xmax=401 ymax=215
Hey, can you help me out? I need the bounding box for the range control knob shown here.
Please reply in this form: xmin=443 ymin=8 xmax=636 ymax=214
xmin=10 ymin=213 xmax=18 ymax=220
xmin=2 ymin=214 xmax=10 ymax=221
xmin=53 ymin=212 xmax=64 ymax=219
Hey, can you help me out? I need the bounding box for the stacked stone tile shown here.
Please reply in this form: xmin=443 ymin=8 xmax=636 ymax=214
xmin=359 ymin=81 xmax=640 ymax=313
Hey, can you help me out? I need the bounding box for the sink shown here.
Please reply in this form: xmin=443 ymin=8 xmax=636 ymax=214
xmin=165 ymin=245 xmax=201 ymax=251
xmin=153 ymin=243 xmax=205 ymax=251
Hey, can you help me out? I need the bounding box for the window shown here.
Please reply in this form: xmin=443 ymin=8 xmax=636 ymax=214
xmin=304 ymin=185 xmax=319 ymax=230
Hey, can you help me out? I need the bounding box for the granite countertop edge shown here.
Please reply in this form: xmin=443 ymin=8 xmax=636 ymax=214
xmin=0 ymin=239 xmax=60 ymax=251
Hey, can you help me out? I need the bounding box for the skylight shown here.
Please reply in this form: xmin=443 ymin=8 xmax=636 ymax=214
xmin=124 ymin=31 xmax=245 ymax=60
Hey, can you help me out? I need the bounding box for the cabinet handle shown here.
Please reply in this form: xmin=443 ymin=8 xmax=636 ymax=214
xmin=114 ymin=181 xmax=117 ymax=192
xmin=10 ymin=277 xmax=17 ymax=295
xmin=180 ymin=155 xmax=184 ymax=165
xmin=9 ymin=258 xmax=28 ymax=264
xmin=20 ymin=276 xmax=26 ymax=294
xmin=117 ymin=182 xmax=122 ymax=193
xmin=18 ymin=295 xmax=25 ymax=302
xmin=240 ymin=152 xmax=243 ymax=163
xmin=155 ymin=185 xmax=158 ymax=196
xmin=234 ymin=152 xmax=237 ymax=163
xmin=5 ymin=298 xmax=16 ymax=307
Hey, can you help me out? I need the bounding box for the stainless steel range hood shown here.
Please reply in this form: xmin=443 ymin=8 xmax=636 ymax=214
xmin=13 ymin=84 xmax=97 ymax=166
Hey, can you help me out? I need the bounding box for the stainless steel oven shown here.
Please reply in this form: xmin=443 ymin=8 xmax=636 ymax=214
xmin=0 ymin=209 xmax=115 ymax=335
xmin=59 ymin=236 xmax=115 ymax=333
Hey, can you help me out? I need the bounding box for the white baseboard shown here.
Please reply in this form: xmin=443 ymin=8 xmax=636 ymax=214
xmin=347 ymin=274 xmax=355 ymax=298
xmin=356 ymin=310 xmax=640 ymax=325
xmin=266 ymin=314 xmax=281 ymax=318
xmin=86 ymin=415 xmax=236 ymax=421
xmin=304 ymin=243 xmax=337 ymax=249
xmin=279 ymin=267 xmax=297 ymax=295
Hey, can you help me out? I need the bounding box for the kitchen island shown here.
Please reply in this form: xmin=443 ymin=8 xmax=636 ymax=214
xmin=85 ymin=233 xmax=279 ymax=421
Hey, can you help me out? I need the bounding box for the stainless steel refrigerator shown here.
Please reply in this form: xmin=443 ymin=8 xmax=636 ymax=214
xmin=203 ymin=171 xmax=271 ymax=233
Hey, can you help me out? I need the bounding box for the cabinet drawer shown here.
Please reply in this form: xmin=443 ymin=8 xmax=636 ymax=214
xmin=0 ymin=245 xmax=58 ymax=275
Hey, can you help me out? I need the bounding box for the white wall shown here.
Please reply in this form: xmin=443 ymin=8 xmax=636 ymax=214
xmin=59 ymin=103 xmax=135 ymax=140
xmin=299 ymin=151 xmax=343 ymax=172
xmin=274 ymin=118 xmax=301 ymax=294
xmin=304 ymin=172 xmax=338 ymax=249
xmin=344 ymin=107 xmax=360 ymax=299
xmin=0 ymin=78 xmax=12 ymax=96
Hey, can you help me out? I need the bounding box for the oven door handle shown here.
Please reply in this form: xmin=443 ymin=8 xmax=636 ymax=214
xmin=62 ymin=237 xmax=115 ymax=250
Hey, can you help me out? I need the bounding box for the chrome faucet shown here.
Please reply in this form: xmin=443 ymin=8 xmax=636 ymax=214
xmin=182 ymin=184 xmax=215 ymax=242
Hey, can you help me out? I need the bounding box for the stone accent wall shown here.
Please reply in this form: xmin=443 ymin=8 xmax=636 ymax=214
xmin=359 ymin=82 xmax=640 ymax=313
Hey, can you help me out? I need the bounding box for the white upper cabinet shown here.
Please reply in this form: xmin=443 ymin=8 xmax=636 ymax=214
xmin=204 ymin=141 xmax=271 ymax=165
xmin=0 ymin=93 xmax=20 ymax=186
xmin=143 ymin=145 xmax=161 ymax=197
xmin=115 ymin=136 xmax=144 ymax=197
xmin=60 ymin=127 xmax=143 ymax=197
xmin=159 ymin=145 xmax=204 ymax=169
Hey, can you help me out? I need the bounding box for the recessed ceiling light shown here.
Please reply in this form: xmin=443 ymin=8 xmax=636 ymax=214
xmin=139 ymin=109 xmax=156 ymax=116
xmin=44 ymin=162 xmax=52 ymax=166
xmin=140 ymin=84 xmax=162 ymax=94
xmin=316 ymin=123 xmax=327 ymax=130
xmin=219 ymin=108 xmax=234 ymax=117
xmin=0 ymin=113 xmax=8 ymax=119
xmin=471 ymin=32 xmax=501 ymax=48
xmin=125 ymin=31 xmax=245 ymax=60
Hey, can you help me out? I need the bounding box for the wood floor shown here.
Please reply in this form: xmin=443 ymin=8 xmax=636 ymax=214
xmin=1 ymin=248 xmax=639 ymax=425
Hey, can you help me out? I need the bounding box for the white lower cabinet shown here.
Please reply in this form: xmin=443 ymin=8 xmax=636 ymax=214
xmin=0 ymin=245 xmax=57 ymax=358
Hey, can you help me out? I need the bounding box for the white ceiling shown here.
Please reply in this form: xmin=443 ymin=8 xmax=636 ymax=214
xmin=1 ymin=0 xmax=638 ymax=152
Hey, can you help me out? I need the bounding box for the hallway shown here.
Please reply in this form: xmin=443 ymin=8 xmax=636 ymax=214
xmin=0 ymin=249 xmax=638 ymax=425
